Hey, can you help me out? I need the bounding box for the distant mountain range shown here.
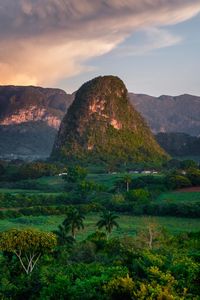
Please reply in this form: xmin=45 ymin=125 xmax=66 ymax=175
xmin=129 ymin=93 xmax=200 ymax=136
xmin=0 ymin=85 xmax=73 ymax=128
xmin=0 ymin=84 xmax=199 ymax=160
xmin=0 ymin=86 xmax=73 ymax=159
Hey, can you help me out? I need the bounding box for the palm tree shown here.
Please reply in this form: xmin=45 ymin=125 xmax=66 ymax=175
xmin=123 ymin=174 xmax=132 ymax=192
xmin=96 ymin=210 xmax=119 ymax=238
xmin=63 ymin=208 xmax=85 ymax=239
xmin=53 ymin=223 xmax=74 ymax=246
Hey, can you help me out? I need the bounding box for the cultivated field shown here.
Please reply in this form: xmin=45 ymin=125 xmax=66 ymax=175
xmin=0 ymin=214 xmax=199 ymax=240
xmin=157 ymin=190 xmax=200 ymax=203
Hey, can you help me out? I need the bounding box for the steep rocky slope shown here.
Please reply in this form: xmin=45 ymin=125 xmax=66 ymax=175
xmin=0 ymin=83 xmax=199 ymax=160
xmin=129 ymin=93 xmax=200 ymax=136
xmin=0 ymin=86 xmax=73 ymax=159
xmin=0 ymin=85 xmax=73 ymax=128
xmin=52 ymin=76 xmax=167 ymax=164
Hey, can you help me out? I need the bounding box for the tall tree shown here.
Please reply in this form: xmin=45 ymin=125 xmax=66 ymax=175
xmin=53 ymin=223 xmax=74 ymax=246
xmin=123 ymin=174 xmax=132 ymax=192
xmin=96 ymin=211 xmax=119 ymax=238
xmin=63 ymin=208 xmax=85 ymax=239
xmin=0 ymin=229 xmax=56 ymax=274
xmin=63 ymin=166 xmax=87 ymax=183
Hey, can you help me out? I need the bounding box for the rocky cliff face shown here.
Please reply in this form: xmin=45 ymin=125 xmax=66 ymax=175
xmin=52 ymin=76 xmax=168 ymax=164
xmin=0 ymin=85 xmax=73 ymax=128
xmin=1 ymin=83 xmax=199 ymax=161
xmin=129 ymin=93 xmax=200 ymax=136
xmin=0 ymin=86 xmax=73 ymax=160
xmin=0 ymin=106 xmax=61 ymax=129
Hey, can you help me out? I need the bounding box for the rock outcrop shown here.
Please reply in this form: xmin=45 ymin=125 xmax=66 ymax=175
xmin=129 ymin=93 xmax=200 ymax=136
xmin=52 ymin=76 xmax=168 ymax=164
xmin=0 ymin=85 xmax=73 ymax=159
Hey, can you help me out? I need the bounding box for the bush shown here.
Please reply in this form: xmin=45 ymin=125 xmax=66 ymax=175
xmin=144 ymin=202 xmax=200 ymax=218
xmin=187 ymin=168 xmax=200 ymax=186
xmin=166 ymin=174 xmax=192 ymax=189
xmin=0 ymin=192 xmax=71 ymax=208
xmin=104 ymin=275 xmax=134 ymax=300
xmin=125 ymin=188 xmax=150 ymax=203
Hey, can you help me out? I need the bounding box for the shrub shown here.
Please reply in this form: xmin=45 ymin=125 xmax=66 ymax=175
xmin=125 ymin=188 xmax=150 ymax=203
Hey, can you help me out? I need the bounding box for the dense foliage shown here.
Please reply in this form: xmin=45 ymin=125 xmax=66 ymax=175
xmin=0 ymin=229 xmax=56 ymax=274
xmin=1 ymin=162 xmax=200 ymax=219
xmin=156 ymin=132 xmax=200 ymax=157
xmin=0 ymin=159 xmax=200 ymax=299
xmin=0 ymin=222 xmax=199 ymax=299
xmin=0 ymin=161 xmax=61 ymax=182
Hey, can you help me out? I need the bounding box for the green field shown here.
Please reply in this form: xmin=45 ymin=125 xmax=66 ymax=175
xmin=157 ymin=191 xmax=200 ymax=203
xmin=0 ymin=214 xmax=199 ymax=239
xmin=0 ymin=188 xmax=46 ymax=194
xmin=0 ymin=173 xmax=200 ymax=238
xmin=0 ymin=172 xmax=163 ymax=194
xmin=0 ymin=176 xmax=65 ymax=194
xmin=0 ymin=174 xmax=118 ymax=193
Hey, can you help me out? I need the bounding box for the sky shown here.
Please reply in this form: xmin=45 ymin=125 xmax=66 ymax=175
xmin=0 ymin=0 xmax=200 ymax=96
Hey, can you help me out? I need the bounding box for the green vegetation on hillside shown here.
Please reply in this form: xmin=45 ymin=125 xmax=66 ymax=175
xmin=52 ymin=76 xmax=168 ymax=165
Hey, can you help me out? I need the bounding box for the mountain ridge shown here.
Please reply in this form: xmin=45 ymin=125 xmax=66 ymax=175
xmin=0 ymin=85 xmax=73 ymax=129
xmin=129 ymin=92 xmax=200 ymax=136
xmin=0 ymin=83 xmax=199 ymax=160
xmin=51 ymin=76 xmax=168 ymax=164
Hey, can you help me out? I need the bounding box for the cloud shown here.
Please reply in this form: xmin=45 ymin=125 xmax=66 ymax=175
xmin=115 ymin=28 xmax=183 ymax=56
xmin=0 ymin=0 xmax=199 ymax=86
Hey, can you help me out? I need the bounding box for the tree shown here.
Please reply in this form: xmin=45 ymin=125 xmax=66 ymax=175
xmin=104 ymin=275 xmax=134 ymax=300
xmin=0 ymin=162 xmax=5 ymax=177
xmin=125 ymin=188 xmax=150 ymax=203
xmin=167 ymin=174 xmax=191 ymax=189
xmin=180 ymin=160 xmax=197 ymax=170
xmin=96 ymin=211 xmax=119 ymax=238
xmin=0 ymin=229 xmax=57 ymax=274
xmin=123 ymin=174 xmax=132 ymax=192
xmin=63 ymin=166 xmax=87 ymax=183
xmin=53 ymin=223 xmax=74 ymax=246
xmin=63 ymin=208 xmax=85 ymax=239
xmin=187 ymin=168 xmax=200 ymax=186
xmin=135 ymin=218 xmax=165 ymax=250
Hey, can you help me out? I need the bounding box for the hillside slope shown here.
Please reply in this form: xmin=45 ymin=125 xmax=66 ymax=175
xmin=156 ymin=132 xmax=200 ymax=157
xmin=129 ymin=93 xmax=200 ymax=136
xmin=0 ymin=86 xmax=73 ymax=159
xmin=0 ymin=84 xmax=199 ymax=160
xmin=52 ymin=76 xmax=168 ymax=164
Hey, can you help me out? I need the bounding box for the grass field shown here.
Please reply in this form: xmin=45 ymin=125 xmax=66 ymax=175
xmin=157 ymin=191 xmax=200 ymax=203
xmin=88 ymin=173 xmax=162 ymax=188
xmin=0 ymin=174 xmax=199 ymax=239
xmin=0 ymin=214 xmax=199 ymax=240
xmin=0 ymin=172 xmax=163 ymax=194
xmin=0 ymin=176 xmax=65 ymax=194
xmin=0 ymin=188 xmax=47 ymax=194
xmin=0 ymin=174 xmax=121 ymax=193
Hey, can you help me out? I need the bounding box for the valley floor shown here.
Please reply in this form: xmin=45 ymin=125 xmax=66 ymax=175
xmin=0 ymin=214 xmax=199 ymax=240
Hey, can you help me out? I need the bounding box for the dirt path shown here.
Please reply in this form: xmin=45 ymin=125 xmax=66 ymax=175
xmin=176 ymin=186 xmax=200 ymax=192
